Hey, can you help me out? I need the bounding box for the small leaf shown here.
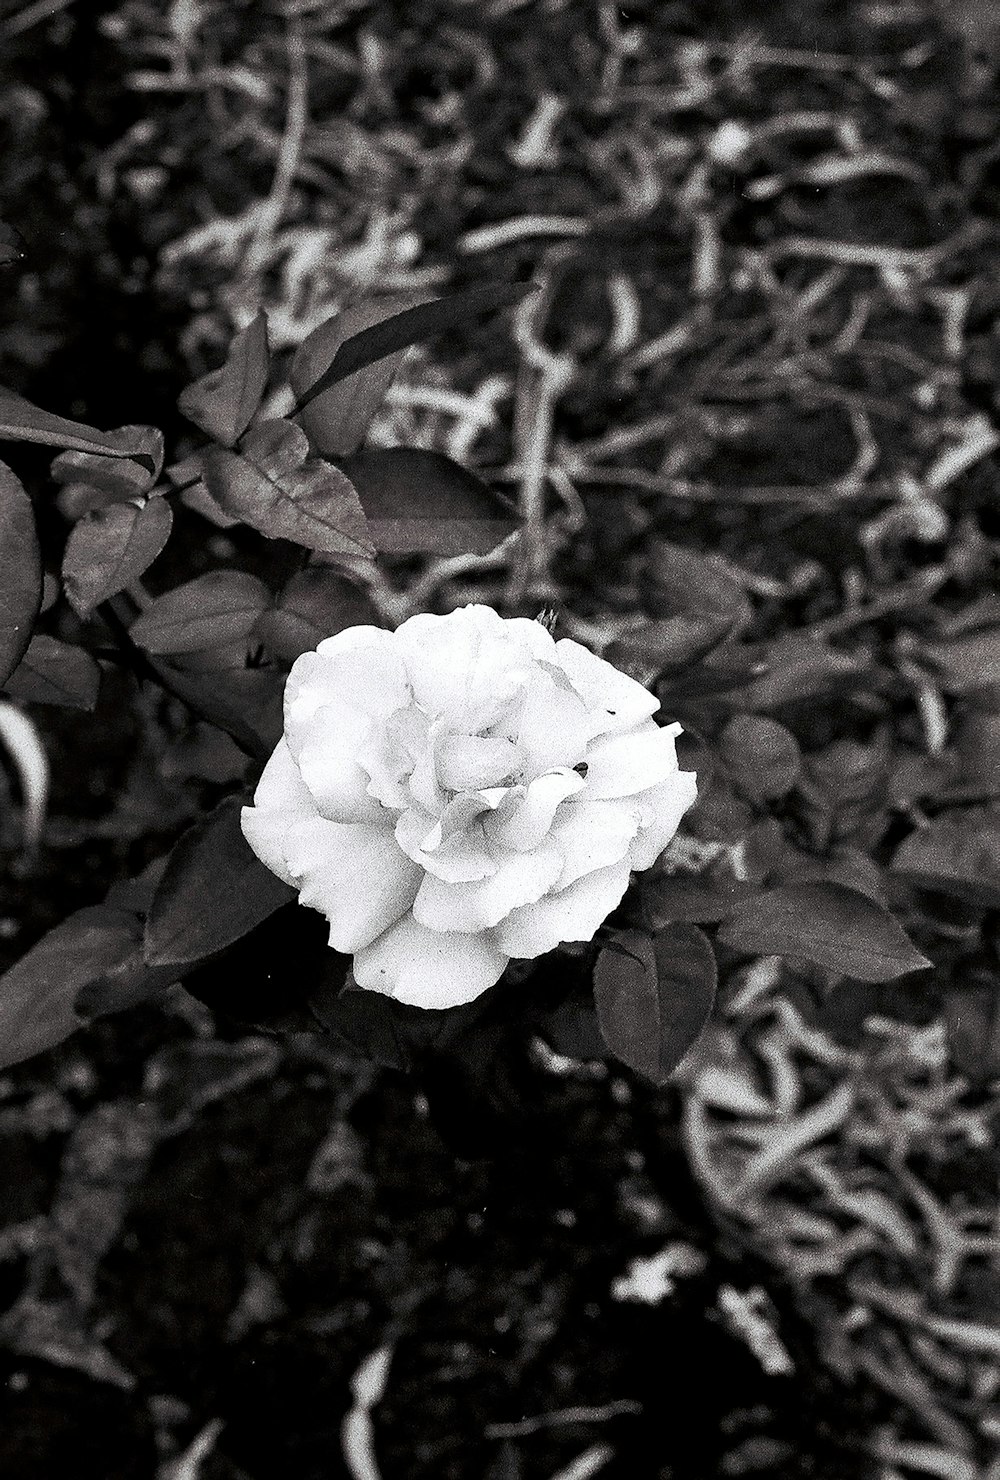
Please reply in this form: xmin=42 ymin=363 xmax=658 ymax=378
xmin=719 ymin=714 xmax=801 ymax=802
xmin=732 ymin=634 xmax=862 ymax=711
xmin=660 ymin=652 xmax=771 ymax=701
xmin=62 ymin=497 xmax=173 ymax=617
xmin=290 ymin=290 xmax=431 ymax=457
xmin=717 ymin=882 xmax=929 ymax=982
xmin=0 ymin=219 xmax=26 ymax=266
xmin=920 ymin=627 xmax=1000 ymax=696
xmin=594 ymin=924 xmax=717 ymax=1084
xmin=642 ymin=872 xmax=754 ymax=926
xmin=338 ymin=448 xmax=519 ymax=555
xmin=292 ymin=281 xmax=534 ymax=416
xmin=50 ymin=424 xmax=164 ymax=498
xmin=144 ymin=794 xmax=295 ymax=968
xmin=177 ymin=310 xmax=270 ymax=446
xmin=892 ymin=813 xmax=1000 ymax=908
xmin=647 ymin=540 xmax=752 ymax=629
xmin=0 ymin=905 xmax=141 ymax=1070
xmin=128 ymin=570 xmax=270 ymax=655
xmin=605 ymin=613 xmax=735 ymax=683
xmin=254 ymin=566 xmax=381 ymax=663
xmin=0 ymin=458 xmax=42 ymax=686
xmin=0 ymin=389 xmax=160 ymax=473
xmin=203 ymin=419 xmax=375 ymax=558
xmin=75 ymin=946 xmax=179 ymax=1022
xmin=4 ymin=634 xmax=101 ymax=709
xmin=781 ymin=846 xmax=889 ymax=906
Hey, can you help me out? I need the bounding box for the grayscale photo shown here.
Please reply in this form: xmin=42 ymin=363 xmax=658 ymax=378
xmin=0 ymin=0 xmax=997 ymax=1476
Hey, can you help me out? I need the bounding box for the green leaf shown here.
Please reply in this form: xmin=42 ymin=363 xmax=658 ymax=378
xmin=49 ymin=424 xmax=164 ymax=497
xmin=3 ymin=634 xmax=101 ymax=709
xmin=253 ymin=566 xmax=381 ymax=663
xmin=202 ymin=419 xmax=375 ymax=558
xmin=292 ymin=281 xmax=535 ymax=417
xmin=62 ymin=497 xmax=173 ymax=617
xmin=732 ymin=634 xmax=862 ymax=711
xmin=0 ymin=389 xmax=160 ymax=473
xmin=604 ymin=613 xmax=735 ymax=683
xmin=920 ymin=627 xmax=1000 ymax=696
xmin=144 ymin=795 xmax=295 ymax=968
xmin=647 ymin=540 xmax=752 ymax=629
xmin=641 ymin=871 xmax=754 ymax=926
xmin=0 ymin=905 xmax=142 ymax=1070
xmin=75 ymin=946 xmax=179 ymax=1022
xmin=337 ymin=448 xmax=519 ymax=555
xmin=594 ymin=924 xmax=717 ymax=1084
xmin=128 ymin=570 xmax=270 ymax=655
xmin=0 ymin=458 xmax=42 ymax=686
xmin=719 ymin=714 xmax=801 ymax=802
xmin=717 ymin=881 xmax=930 ymax=982
xmin=892 ymin=813 xmax=1000 ymax=908
xmin=177 ymin=310 xmax=270 ymax=447
xmin=289 ymin=290 xmax=432 ymax=458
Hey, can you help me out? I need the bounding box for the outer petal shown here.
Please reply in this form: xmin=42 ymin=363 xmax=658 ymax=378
xmin=352 ymin=911 xmax=509 ymax=1008
xmin=503 ymin=616 xmax=558 ymax=659
xmin=241 ymin=739 xmax=317 ymax=885
xmin=284 ymin=639 xmax=409 ymax=758
xmin=392 ymin=605 xmax=500 ymax=718
xmin=581 ymin=720 xmax=684 ymax=800
xmin=296 ymin=702 xmax=387 ymax=823
xmin=252 ymin=736 xmax=315 ymax=813
xmin=553 ymin=637 xmax=660 ymax=735
xmin=413 ymin=841 xmax=563 ymax=933
xmin=496 ymin=858 xmax=633 ymax=959
xmin=283 ymin=816 xmax=420 ymax=952
xmin=549 ymin=798 xmax=642 ymax=889
xmin=627 ymin=769 xmax=699 ymax=870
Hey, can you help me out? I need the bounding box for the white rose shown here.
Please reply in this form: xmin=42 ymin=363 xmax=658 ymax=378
xmin=241 ymin=604 xmax=697 ymax=1009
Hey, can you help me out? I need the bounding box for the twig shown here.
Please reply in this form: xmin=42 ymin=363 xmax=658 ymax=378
xmin=244 ymin=14 xmax=309 ymax=277
xmin=803 ymin=564 xmax=948 ymax=640
xmin=459 ymin=215 xmax=588 ymax=254
xmin=1 ymin=0 xmax=76 ymax=38
xmin=486 ymin=1400 xmax=641 ymax=1438
xmin=505 ymin=284 xmax=575 ymax=604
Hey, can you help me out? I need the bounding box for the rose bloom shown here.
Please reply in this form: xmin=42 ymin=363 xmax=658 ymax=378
xmin=242 ymin=604 xmax=697 ymax=1009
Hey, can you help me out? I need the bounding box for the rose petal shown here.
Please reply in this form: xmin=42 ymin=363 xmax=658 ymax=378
xmin=549 ymin=798 xmax=642 ymax=889
xmin=352 ymin=911 xmax=508 ymax=1008
xmin=627 ymin=769 xmax=699 ymax=870
xmin=284 ymin=638 xmax=409 ymax=758
xmin=252 ymin=736 xmax=315 ymax=815
xmin=395 ymin=805 xmax=499 ymax=882
xmin=484 ymin=767 xmax=584 ymax=851
xmin=406 ymin=715 xmax=447 ymax=813
xmin=515 ymin=670 xmax=596 ymax=775
xmin=413 ymin=840 xmax=563 ymax=933
xmin=581 ymin=719 xmax=684 ymax=800
xmin=355 ymin=705 xmax=431 ymax=811
xmin=435 ymin=733 xmax=525 ymax=792
xmin=241 ymin=808 xmax=300 ymax=887
xmin=554 ymin=637 xmax=661 ymax=735
xmin=296 ymin=701 xmax=387 ymax=823
xmin=394 ymin=605 xmax=536 ymax=732
xmin=240 ymin=740 xmax=318 ymax=885
xmin=503 ymin=616 xmax=558 ymax=659
xmin=283 ymin=816 xmax=421 ymax=952
xmin=495 ymin=859 xmax=633 ymax=959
